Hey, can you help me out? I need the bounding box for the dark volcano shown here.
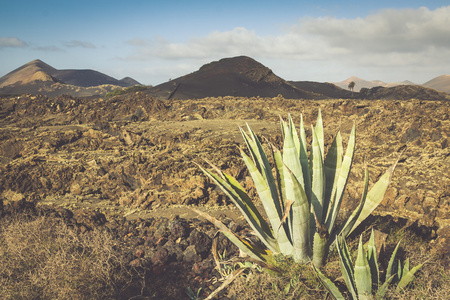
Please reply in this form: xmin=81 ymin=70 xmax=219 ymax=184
xmin=148 ymin=56 xmax=318 ymax=100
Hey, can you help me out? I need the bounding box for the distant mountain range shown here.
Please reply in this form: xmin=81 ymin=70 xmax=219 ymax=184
xmin=0 ymin=57 xmax=449 ymax=100
xmin=0 ymin=59 xmax=140 ymax=97
xmin=334 ymin=75 xmax=450 ymax=94
xmin=333 ymin=76 xmax=416 ymax=92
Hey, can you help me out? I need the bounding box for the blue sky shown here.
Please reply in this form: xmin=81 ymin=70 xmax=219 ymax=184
xmin=1 ymin=1 xmax=449 ymax=85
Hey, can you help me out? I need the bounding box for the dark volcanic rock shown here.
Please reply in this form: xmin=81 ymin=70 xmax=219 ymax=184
xmin=189 ymin=229 xmax=212 ymax=257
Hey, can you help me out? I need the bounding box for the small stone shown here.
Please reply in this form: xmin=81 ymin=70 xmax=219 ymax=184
xmin=129 ymin=258 xmax=141 ymax=267
xmin=183 ymin=245 xmax=201 ymax=263
xmin=189 ymin=229 xmax=212 ymax=256
xmin=151 ymin=248 xmax=169 ymax=266
xmin=135 ymin=249 xmax=145 ymax=258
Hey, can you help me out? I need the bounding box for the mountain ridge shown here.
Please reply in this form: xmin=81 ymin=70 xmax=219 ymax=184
xmin=0 ymin=59 xmax=141 ymax=95
xmin=334 ymin=76 xmax=415 ymax=92
xmin=1 ymin=57 xmax=449 ymax=100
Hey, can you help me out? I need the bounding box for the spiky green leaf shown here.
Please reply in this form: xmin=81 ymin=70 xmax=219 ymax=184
xmin=313 ymin=265 xmax=345 ymax=300
xmin=367 ymin=229 xmax=380 ymax=288
xmin=315 ymin=108 xmax=324 ymax=160
xmin=241 ymin=150 xmax=293 ymax=255
xmin=397 ymin=263 xmax=423 ymax=291
xmin=299 ymin=114 xmax=311 ymax=201
xmin=336 ymin=236 xmax=358 ymax=300
xmin=338 ymin=164 xmax=369 ymax=239
xmin=284 ymin=163 xmax=311 ymax=262
xmin=326 ymin=124 xmax=356 ymax=235
xmin=310 ymin=126 xmax=324 ymax=226
xmin=323 ymin=130 xmax=343 ymax=225
xmin=190 ymin=207 xmax=271 ymax=263
xmin=354 ymin=235 xmax=372 ymax=299
xmin=386 ymin=241 xmax=401 ymax=281
xmin=198 ymin=164 xmax=279 ymax=253
xmin=348 ymin=159 xmax=399 ymax=234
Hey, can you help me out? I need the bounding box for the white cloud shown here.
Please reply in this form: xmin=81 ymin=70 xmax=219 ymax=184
xmin=34 ymin=45 xmax=64 ymax=52
xmin=126 ymin=27 xmax=327 ymax=61
xmin=123 ymin=6 xmax=450 ymax=83
xmin=127 ymin=6 xmax=450 ymax=64
xmin=0 ymin=37 xmax=28 ymax=48
xmin=64 ymin=40 xmax=96 ymax=49
xmin=297 ymin=6 xmax=450 ymax=53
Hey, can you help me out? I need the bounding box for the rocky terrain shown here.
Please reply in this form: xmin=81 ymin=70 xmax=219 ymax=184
xmin=0 ymin=90 xmax=449 ymax=298
xmin=1 ymin=92 xmax=449 ymax=230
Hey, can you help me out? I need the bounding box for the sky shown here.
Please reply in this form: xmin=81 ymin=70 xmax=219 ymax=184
xmin=1 ymin=0 xmax=449 ymax=86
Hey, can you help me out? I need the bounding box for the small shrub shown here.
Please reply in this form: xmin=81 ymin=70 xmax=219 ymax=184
xmin=105 ymin=85 xmax=147 ymax=97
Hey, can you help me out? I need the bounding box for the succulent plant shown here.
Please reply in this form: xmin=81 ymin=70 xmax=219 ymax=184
xmin=314 ymin=229 xmax=423 ymax=299
xmin=193 ymin=111 xmax=399 ymax=268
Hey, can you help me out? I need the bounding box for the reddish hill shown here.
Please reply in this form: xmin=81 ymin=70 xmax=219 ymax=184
xmin=0 ymin=59 xmax=60 ymax=88
xmin=423 ymin=75 xmax=450 ymax=93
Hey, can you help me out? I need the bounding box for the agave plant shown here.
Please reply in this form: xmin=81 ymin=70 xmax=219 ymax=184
xmin=193 ymin=111 xmax=398 ymax=268
xmin=314 ymin=229 xmax=423 ymax=299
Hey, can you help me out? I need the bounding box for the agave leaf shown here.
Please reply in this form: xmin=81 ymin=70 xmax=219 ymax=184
xmin=299 ymin=114 xmax=311 ymax=201
xmin=312 ymin=231 xmax=327 ymax=268
xmin=397 ymin=260 xmax=403 ymax=281
xmin=315 ymin=108 xmax=324 ymax=160
xmin=282 ymin=117 xmax=304 ymax=186
xmin=198 ymin=164 xmax=279 ymax=253
xmin=288 ymin=114 xmax=301 ymax=158
xmin=336 ymin=236 xmax=358 ymax=300
xmin=269 ymin=142 xmax=293 ymax=240
xmin=337 ymin=164 xmax=369 ymax=239
xmin=354 ymin=235 xmax=372 ymax=299
xmin=190 ymin=207 xmax=271 ymax=263
xmin=241 ymin=126 xmax=282 ymax=217
xmin=281 ymin=117 xmax=306 ymax=238
xmin=240 ymin=127 xmax=260 ymax=171
xmin=268 ymin=142 xmax=286 ymax=211
xmin=386 ymin=241 xmax=401 ymax=281
xmin=367 ymin=229 xmax=379 ymax=288
xmin=313 ymin=265 xmax=345 ymax=300
xmin=326 ymin=123 xmax=356 ymax=235
xmin=278 ymin=199 xmax=294 ymax=232
xmin=348 ymin=157 xmax=400 ymax=235
xmin=376 ymin=274 xmax=396 ymax=299
xmin=323 ymin=130 xmax=343 ymax=221
xmin=310 ymin=125 xmax=324 ymax=226
xmin=241 ymin=150 xmax=293 ymax=255
xmin=396 ymin=263 xmax=423 ymax=291
xmin=284 ymin=163 xmax=311 ymax=262
xmin=403 ymin=258 xmax=410 ymax=275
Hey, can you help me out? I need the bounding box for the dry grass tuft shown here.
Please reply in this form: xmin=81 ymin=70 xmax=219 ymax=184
xmin=0 ymin=215 xmax=132 ymax=300
xmin=226 ymin=256 xmax=324 ymax=299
